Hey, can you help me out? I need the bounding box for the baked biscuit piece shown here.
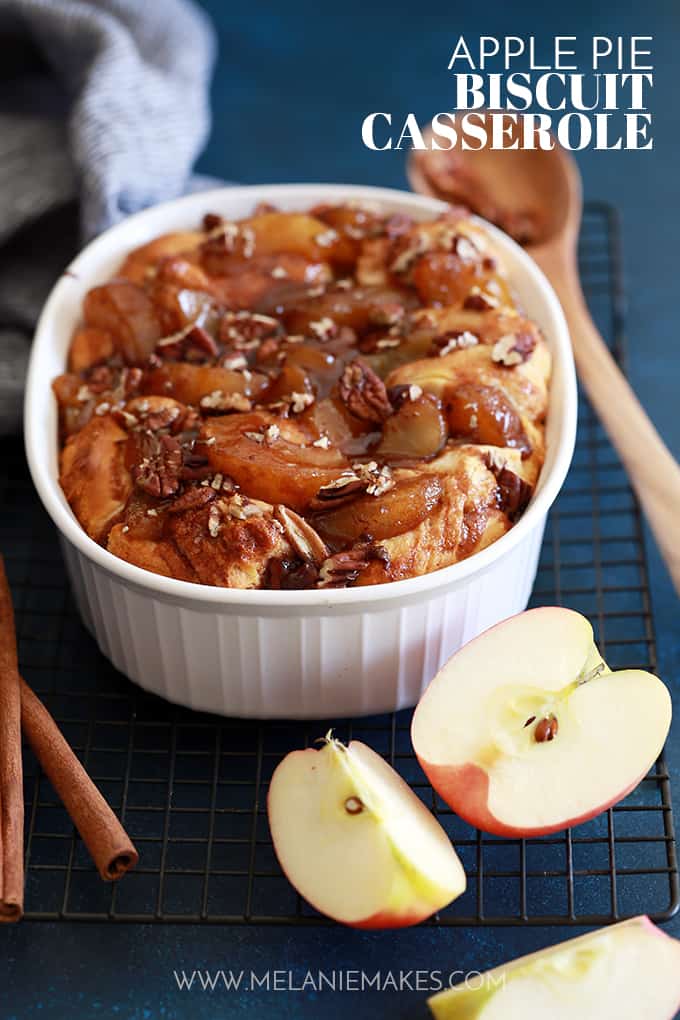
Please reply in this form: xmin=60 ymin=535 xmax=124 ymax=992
xmin=107 ymin=522 xmax=198 ymax=582
xmin=59 ymin=414 xmax=132 ymax=542
xmin=168 ymin=494 xmax=294 ymax=589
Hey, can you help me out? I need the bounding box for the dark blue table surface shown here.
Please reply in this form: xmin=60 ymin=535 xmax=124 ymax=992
xmin=4 ymin=2 xmax=680 ymax=1017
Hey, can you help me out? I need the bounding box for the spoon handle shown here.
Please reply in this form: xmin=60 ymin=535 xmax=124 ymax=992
xmin=535 ymin=247 xmax=680 ymax=597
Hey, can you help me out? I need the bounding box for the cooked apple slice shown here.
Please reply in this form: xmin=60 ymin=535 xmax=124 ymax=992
xmin=118 ymin=231 xmax=204 ymax=284
xmin=268 ymin=736 xmax=466 ymax=928
xmin=376 ymin=392 xmax=448 ymax=461
xmin=203 ymin=412 xmax=350 ymax=511
xmin=144 ymin=362 xmax=269 ymax=406
xmin=428 ymin=916 xmax=680 ymax=1020
xmin=412 ymin=607 xmax=672 ymax=838
xmin=313 ymin=474 xmax=443 ymax=546
xmin=83 ymin=281 xmax=162 ymax=363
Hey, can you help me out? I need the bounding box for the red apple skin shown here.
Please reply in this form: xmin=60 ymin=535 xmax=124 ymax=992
xmin=349 ymin=907 xmax=432 ymax=930
xmin=418 ymin=758 xmax=652 ymax=839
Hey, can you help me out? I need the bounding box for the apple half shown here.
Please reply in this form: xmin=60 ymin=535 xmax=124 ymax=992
xmin=267 ymin=735 xmax=466 ymax=928
xmin=412 ymin=607 xmax=672 ymax=837
xmin=428 ymin=915 xmax=680 ymax=1020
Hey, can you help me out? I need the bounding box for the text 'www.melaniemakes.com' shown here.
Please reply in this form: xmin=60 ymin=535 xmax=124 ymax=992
xmin=172 ymin=969 xmax=506 ymax=993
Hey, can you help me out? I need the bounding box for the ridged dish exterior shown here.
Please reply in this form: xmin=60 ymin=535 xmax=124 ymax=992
xmin=60 ymin=521 xmax=544 ymax=718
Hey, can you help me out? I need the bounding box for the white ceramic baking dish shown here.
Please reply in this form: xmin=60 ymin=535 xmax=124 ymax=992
xmin=25 ymin=184 xmax=577 ymax=719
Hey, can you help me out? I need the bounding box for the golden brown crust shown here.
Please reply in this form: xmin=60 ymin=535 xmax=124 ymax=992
xmin=167 ymin=496 xmax=293 ymax=588
xmin=54 ymin=203 xmax=551 ymax=590
xmin=60 ymin=415 xmax=132 ymax=542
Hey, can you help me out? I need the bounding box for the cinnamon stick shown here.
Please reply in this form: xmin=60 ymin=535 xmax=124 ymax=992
xmin=20 ymin=678 xmax=139 ymax=882
xmin=0 ymin=557 xmax=24 ymax=923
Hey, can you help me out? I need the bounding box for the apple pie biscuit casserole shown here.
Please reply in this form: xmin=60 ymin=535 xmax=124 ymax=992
xmin=53 ymin=203 xmax=551 ymax=589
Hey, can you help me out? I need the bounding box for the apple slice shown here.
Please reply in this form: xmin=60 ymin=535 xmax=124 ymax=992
xmin=267 ymin=735 xmax=466 ymax=928
xmin=428 ymin=916 xmax=680 ymax=1020
xmin=412 ymin=607 xmax=672 ymax=838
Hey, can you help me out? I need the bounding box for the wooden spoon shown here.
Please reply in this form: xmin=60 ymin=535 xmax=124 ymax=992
xmin=408 ymin=115 xmax=680 ymax=596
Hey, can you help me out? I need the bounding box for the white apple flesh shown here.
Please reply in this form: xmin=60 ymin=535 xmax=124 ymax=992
xmin=428 ymin=915 xmax=680 ymax=1020
xmin=267 ymin=736 xmax=466 ymax=928
xmin=412 ymin=607 xmax=672 ymax=837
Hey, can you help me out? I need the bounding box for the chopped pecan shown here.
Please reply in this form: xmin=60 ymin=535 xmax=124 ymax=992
xmin=156 ymin=323 xmax=219 ymax=362
xmin=485 ymin=454 xmax=534 ymax=521
xmin=256 ymin=336 xmax=282 ymax=363
xmin=219 ymin=311 xmax=280 ymax=349
xmin=143 ymin=404 xmax=182 ymax=432
xmin=339 ymin=359 xmax=393 ymax=424
xmin=491 ymin=332 xmax=536 ymax=366
xmin=308 ymin=317 xmax=338 ymax=342
xmin=171 ymin=405 xmax=202 ymax=436
xmin=167 ymin=486 xmax=217 ymax=514
xmin=200 ymin=390 xmax=253 ymax=413
xmin=352 ymin=460 xmax=395 ymax=496
xmin=318 ymin=542 xmax=390 ymax=588
xmin=463 ymin=288 xmax=498 ymax=311
xmin=387 ymin=383 xmax=423 ymax=408
xmin=274 ymin=506 xmax=329 ymax=566
xmin=430 ymin=330 xmax=479 ymax=357
xmin=111 ymin=407 xmax=139 ymax=430
xmin=132 ymin=433 xmax=182 ymax=498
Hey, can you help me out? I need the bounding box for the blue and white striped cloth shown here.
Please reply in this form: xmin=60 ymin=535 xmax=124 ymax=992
xmin=0 ymin=0 xmax=218 ymax=434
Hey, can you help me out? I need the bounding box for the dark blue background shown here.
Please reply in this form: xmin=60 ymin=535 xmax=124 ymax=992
xmin=4 ymin=2 xmax=680 ymax=1016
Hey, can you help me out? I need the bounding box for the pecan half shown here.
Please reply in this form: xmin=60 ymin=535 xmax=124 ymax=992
xmin=309 ymin=471 xmax=366 ymax=510
xmin=274 ymin=506 xmax=329 ymax=566
xmin=339 ymin=359 xmax=393 ymax=424
xmin=132 ymin=433 xmax=182 ymax=498
xmin=167 ymin=485 xmax=217 ymax=514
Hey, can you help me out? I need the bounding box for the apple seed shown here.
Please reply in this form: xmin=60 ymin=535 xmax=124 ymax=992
xmin=534 ymin=715 xmax=559 ymax=743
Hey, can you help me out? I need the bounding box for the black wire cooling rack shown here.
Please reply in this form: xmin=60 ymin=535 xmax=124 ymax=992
xmin=0 ymin=202 xmax=677 ymax=926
